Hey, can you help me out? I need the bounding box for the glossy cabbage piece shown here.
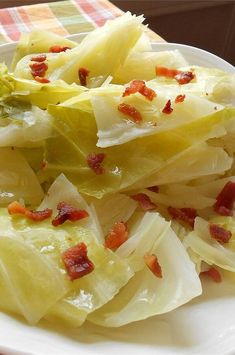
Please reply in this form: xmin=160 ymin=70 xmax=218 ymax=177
xmin=113 ymin=49 xmax=188 ymax=84
xmin=0 ymin=235 xmax=68 ymax=324
xmin=0 ymin=147 xmax=43 ymax=205
xmin=89 ymin=223 xmax=202 ymax=327
xmin=0 ymin=205 xmax=133 ymax=327
xmin=14 ymin=13 xmax=145 ymax=87
xmin=45 ymin=102 xmax=210 ymax=198
xmin=11 ymin=77 xmax=86 ymax=109
xmin=11 ymin=30 xmax=77 ymax=70
xmin=184 ymin=217 xmax=235 ymax=272
xmin=91 ymin=85 xmax=224 ymax=147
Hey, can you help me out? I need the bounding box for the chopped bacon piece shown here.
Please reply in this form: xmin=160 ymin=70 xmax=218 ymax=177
xmin=34 ymin=76 xmax=50 ymax=83
xmin=123 ymin=80 xmax=156 ymax=101
xmin=175 ymin=94 xmax=186 ymax=103
xmin=214 ymin=181 xmax=235 ymax=216
xmin=123 ymin=80 xmax=145 ymax=97
xmin=49 ymin=45 xmax=71 ymax=53
xmin=131 ymin=193 xmax=156 ymax=211
xmin=174 ymin=71 xmax=195 ymax=85
xmin=87 ymin=153 xmax=105 ymax=175
xmin=144 ymin=254 xmax=162 ymax=278
xmin=62 ymin=242 xmax=94 ymax=280
xmin=30 ymin=54 xmax=47 ymax=62
xmin=209 ymin=223 xmax=232 ymax=244
xmin=147 ymin=185 xmax=159 ymax=193
xmin=118 ymin=103 xmax=142 ymax=123
xmin=168 ymin=207 xmax=197 ymax=228
xmin=8 ymin=201 xmax=52 ymax=222
xmin=30 ymin=62 xmax=48 ymax=78
xmin=155 ymin=66 xmax=195 ymax=85
xmin=140 ymin=85 xmax=156 ymax=101
xmin=162 ymin=99 xmax=173 ymax=114
xmin=200 ymin=267 xmax=222 ymax=283
xmin=105 ymin=221 xmax=128 ymax=249
xmin=52 ymin=201 xmax=89 ymax=227
xmin=25 ymin=209 xmax=52 ymax=221
xmin=29 ymin=62 xmax=48 ymax=72
xmin=155 ymin=66 xmax=178 ymax=78
xmin=8 ymin=201 xmax=27 ymax=215
xmin=78 ymin=67 xmax=89 ymax=86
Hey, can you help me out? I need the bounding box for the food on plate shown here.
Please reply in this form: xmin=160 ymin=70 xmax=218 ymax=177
xmin=0 ymin=12 xmax=234 ymax=328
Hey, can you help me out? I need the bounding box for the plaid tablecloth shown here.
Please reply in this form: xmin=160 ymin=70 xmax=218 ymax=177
xmin=0 ymin=0 xmax=163 ymax=44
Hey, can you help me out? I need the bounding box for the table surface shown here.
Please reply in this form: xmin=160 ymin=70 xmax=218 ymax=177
xmin=0 ymin=0 xmax=163 ymax=44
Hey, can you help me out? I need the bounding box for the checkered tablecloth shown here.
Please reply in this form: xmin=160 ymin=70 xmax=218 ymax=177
xmin=0 ymin=0 xmax=163 ymax=44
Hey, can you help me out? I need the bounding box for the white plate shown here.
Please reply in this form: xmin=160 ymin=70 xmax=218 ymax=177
xmin=0 ymin=35 xmax=235 ymax=355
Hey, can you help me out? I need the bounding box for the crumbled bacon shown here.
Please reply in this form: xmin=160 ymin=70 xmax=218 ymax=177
xmin=214 ymin=181 xmax=235 ymax=216
xmin=123 ymin=80 xmax=145 ymax=97
xmin=30 ymin=54 xmax=47 ymax=62
xmin=174 ymin=71 xmax=195 ymax=85
xmin=175 ymin=94 xmax=186 ymax=103
xmin=8 ymin=201 xmax=52 ymax=222
xmin=200 ymin=267 xmax=222 ymax=283
xmin=30 ymin=62 xmax=48 ymax=78
xmin=162 ymin=99 xmax=173 ymax=114
xmin=105 ymin=221 xmax=128 ymax=249
xmin=131 ymin=193 xmax=156 ymax=210
xmin=155 ymin=66 xmax=195 ymax=85
xmin=168 ymin=207 xmax=197 ymax=228
xmin=140 ymin=85 xmax=156 ymax=101
xmin=122 ymin=80 xmax=156 ymax=101
xmin=155 ymin=66 xmax=178 ymax=78
xmin=87 ymin=153 xmax=105 ymax=175
xmin=49 ymin=45 xmax=71 ymax=53
xmin=52 ymin=201 xmax=89 ymax=227
xmin=78 ymin=67 xmax=89 ymax=86
xmin=144 ymin=254 xmax=162 ymax=278
xmin=62 ymin=242 xmax=94 ymax=280
xmin=147 ymin=185 xmax=159 ymax=193
xmin=118 ymin=103 xmax=142 ymax=123
xmin=209 ymin=223 xmax=232 ymax=244
xmin=34 ymin=76 xmax=50 ymax=83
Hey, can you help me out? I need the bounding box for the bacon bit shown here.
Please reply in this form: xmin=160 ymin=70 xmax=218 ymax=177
xmin=123 ymin=80 xmax=156 ymax=101
xmin=52 ymin=201 xmax=89 ymax=227
xmin=144 ymin=254 xmax=162 ymax=278
xmin=105 ymin=221 xmax=128 ymax=249
xmin=34 ymin=76 xmax=50 ymax=83
xmin=200 ymin=267 xmax=222 ymax=283
xmin=29 ymin=62 xmax=48 ymax=72
xmin=8 ymin=201 xmax=27 ymax=215
xmin=30 ymin=54 xmax=47 ymax=62
xmin=214 ymin=181 xmax=235 ymax=216
xmin=62 ymin=242 xmax=94 ymax=280
xmin=49 ymin=45 xmax=71 ymax=53
xmin=155 ymin=66 xmax=178 ymax=78
xmin=174 ymin=71 xmax=195 ymax=85
xmin=131 ymin=193 xmax=156 ymax=211
xmin=162 ymin=99 xmax=173 ymax=114
xmin=30 ymin=62 xmax=48 ymax=78
xmin=87 ymin=153 xmax=105 ymax=175
xmin=168 ymin=207 xmax=197 ymax=228
xmin=123 ymin=80 xmax=145 ymax=97
xmin=25 ymin=209 xmax=52 ymax=221
xmin=147 ymin=186 xmax=159 ymax=193
xmin=140 ymin=85 xmax=156 ymax=101
xmin=8 ymin=201 xmax=52 ymax=222
xmin=175 ymin=94 xmax=186 ymax=103
xmin=118 ymin=103 xmax=142 ymax=123
xmin=209 ymin=223 xmax=232 ymax=244
xmin=155 ymin=66 xmax=195 ymax=85
xmin=78 ymin=67 xmax=89 ymax=86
